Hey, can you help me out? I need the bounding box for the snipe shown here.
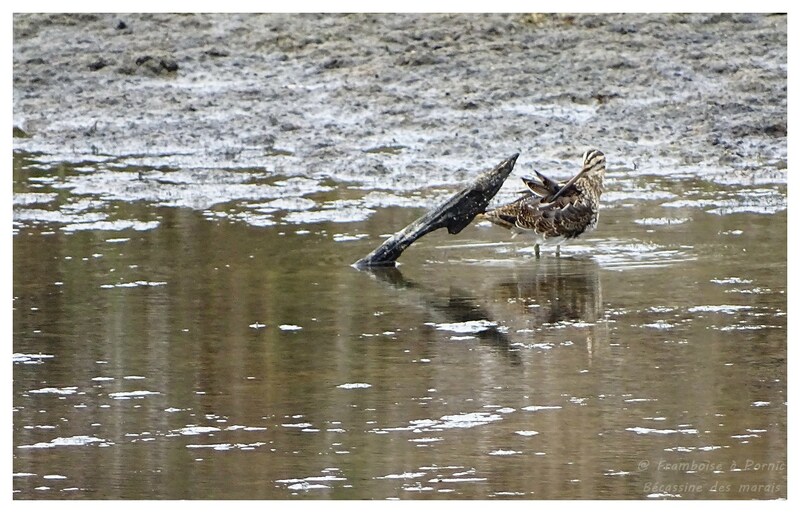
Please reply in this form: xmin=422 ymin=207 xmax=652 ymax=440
xmin=480 ymin=149 xmax=606 ymax=257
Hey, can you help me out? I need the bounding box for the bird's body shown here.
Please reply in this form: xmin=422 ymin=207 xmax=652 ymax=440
xmin=480 ymin=149 xmax=606 ymax=257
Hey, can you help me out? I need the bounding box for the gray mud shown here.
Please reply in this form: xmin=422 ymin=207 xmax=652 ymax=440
xmin=14 ymin=13 xmax=787 ymax=195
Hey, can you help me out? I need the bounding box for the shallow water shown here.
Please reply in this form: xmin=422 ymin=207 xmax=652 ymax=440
xmin=12 ymin=151 xmax=786 ymax=499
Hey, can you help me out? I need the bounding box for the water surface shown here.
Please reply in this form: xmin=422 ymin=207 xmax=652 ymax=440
xmin=13 ymin=153 xmax=786 ymax=499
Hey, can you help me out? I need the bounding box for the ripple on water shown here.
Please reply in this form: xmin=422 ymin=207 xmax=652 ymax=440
xmin=28 ymin=387 xmax=78 ymax=395
xmin=488 ymin=450 xmax=521 ymax=456
xmin=332 ymin=233 xmax=369 ymax=242
xmin=710 ymin=277 xmax=753 ymax=285
xmin=257 ymin=197 xmax=317 ymax=211
xmin=14 ymin=209 xmax=107 ymax=225
xmin=225 ymin=211 xmax=277 ymax=227
xmin=172 ymin=426 xmax=221 ymax=435
xmin=107 ymin=390 xmax=161 ymax=399
xmin=435 ymin=412 xmax=503 ymax=429
xmin=640 ymin=321 xmax=676 ymax=330
xmin=278 ymin=324 xmax=303 ymax=331
xmin=186 ymin=442 xmax=266 ymax=451
xmin=283 ymin=205 xmax=374 ymax=224
xmin=62 ymin=220 xmax=160 ymax=232
xmin=13 ymin=206 xmax=160 ymax=233
xmin=100 ymin=281 xmax=167 ymax=289
xmin=18 ymin=435 xmax=108 ymax=449
xmin=409 ymin=437 xmax=444 ymax=444
xmin=281 ymin=422 xmax=313 ymax=428
xmin=633 ymin=217 xmax=690 ymax=226
xmin=13 ymin=192 xmax=59 ymax=206
xmin=521 ymin=405 xmax=562 ymax=412
xmin=715 ymin=324 xmax=778 ymax=331
xmin=13 ymin=353 xmax=54 ymax=365
xmin=425 ymin=320 xmax=497 ymax=333
xmin=664 ymin=445 xmax=726 ymax=453
xmin=376 ymin=472 xmax=427 ymax=480
xmin=626 ymin=427 xmax=699 ymax=435
xmin=375 ymin=411 xmax=503 ymax=434
xmin=560 ymin=239 xmax=696 ymax=270
xmin=276 ymin=474 xmax=347 ymax=491
xmin=687 ymin=305 xmax=752 ymax=314
xmin=661 ymin=191 xmax=786 ymax=215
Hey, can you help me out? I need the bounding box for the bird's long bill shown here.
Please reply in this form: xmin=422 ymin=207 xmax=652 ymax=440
xmin=548 ymin=167 xmax=588 ymax=201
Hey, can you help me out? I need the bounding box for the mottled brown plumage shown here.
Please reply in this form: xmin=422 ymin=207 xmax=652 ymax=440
xmin=481 ymin=149 xmax=606 ymax=256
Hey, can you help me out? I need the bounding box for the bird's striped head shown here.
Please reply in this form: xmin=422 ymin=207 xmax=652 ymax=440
xmin=581 ymin=149 xmax=606 ymax=176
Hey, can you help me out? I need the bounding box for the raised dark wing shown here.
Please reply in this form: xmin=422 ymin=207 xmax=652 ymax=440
xmin=534 ymin=170 xmax=564 ymax=194
xmin=520 ymin=170 xmax=563 ymax=197
xmin=520 ymin=177 xmax=551 ymax=197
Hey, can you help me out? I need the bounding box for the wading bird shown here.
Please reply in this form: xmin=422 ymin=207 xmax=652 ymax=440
xmin=480 ymin=149 xmax=606 ymax=257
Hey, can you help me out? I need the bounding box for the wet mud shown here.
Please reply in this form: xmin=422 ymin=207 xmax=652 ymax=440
xmin=14 ymin=13 xmax=786 ymax=187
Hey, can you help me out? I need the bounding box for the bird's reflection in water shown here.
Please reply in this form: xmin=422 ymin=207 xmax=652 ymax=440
xmin=486 ymin=256 xmax=607 ymax=361
xmin=360 ymin=256 xmax=606 ymax=363
xmin=491 ymin=257 xmax=603 ymax=325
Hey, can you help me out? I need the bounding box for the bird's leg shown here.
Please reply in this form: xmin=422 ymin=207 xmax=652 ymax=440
xmin=556 ymin=245 xmax=561 ymax=257
xmin=534 ymin=244 xmax=540 ymax=259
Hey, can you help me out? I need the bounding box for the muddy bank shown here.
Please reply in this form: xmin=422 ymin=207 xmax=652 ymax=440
xmin=13 ymin=13 xmax=787 ymax=194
